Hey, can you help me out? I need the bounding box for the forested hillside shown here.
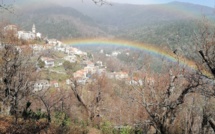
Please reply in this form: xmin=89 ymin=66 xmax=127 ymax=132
xmin=1 ymin=1 xmax=215 ymax=134
xmin=4 ymin=5 xmax=108 ymax=39
xmin=3 ymin=1 xmax=215 ymax=53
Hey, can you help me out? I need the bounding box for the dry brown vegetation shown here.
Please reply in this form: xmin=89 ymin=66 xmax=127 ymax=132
xmin=1 ymin=3 xmax=215 ymax=133
xmin=0 ymin=22 xmax=215 ymax=134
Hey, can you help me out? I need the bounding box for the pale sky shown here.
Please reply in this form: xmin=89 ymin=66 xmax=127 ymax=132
xmin=109 ymin=0 xmax=214 ymax=7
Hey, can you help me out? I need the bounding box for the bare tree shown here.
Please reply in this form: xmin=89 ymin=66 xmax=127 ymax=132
xmin=0 ymin=44 xmax=36 ymax=122
xmin=126 ymin=64 xmax=209 ymax=133
xmin=70 ymin=74 xmax=108 ymax=124
xmin=0 ymin=1 xmax=15 ymax=13
xmin=0 ymin=21 xmax=38 ymax=123
xmin=192 ymin=17 xmax=215 ymax=132
xmin=194 ymin=17 xmax=215 ymax=79
xmin=125 ymin=17 xmax=215 ymax=134
xmin=33 ymin=86 xmax=71 ymax=123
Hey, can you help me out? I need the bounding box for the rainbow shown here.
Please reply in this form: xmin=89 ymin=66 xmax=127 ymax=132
xmin=63 ymin=38 xmax=212 ymax=77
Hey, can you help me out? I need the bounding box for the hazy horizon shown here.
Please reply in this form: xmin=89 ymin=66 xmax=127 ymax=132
xmin=3 ymin=0 xmax=214 ymax=8
xmin=110 ymin=0 xmax=214 ymax=7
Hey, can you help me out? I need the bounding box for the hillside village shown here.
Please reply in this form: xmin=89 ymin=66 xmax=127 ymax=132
xmin=1 ymin=1 xmax=215 ymax=133
xmin=1 ymin=24 xmax=154 ymax=92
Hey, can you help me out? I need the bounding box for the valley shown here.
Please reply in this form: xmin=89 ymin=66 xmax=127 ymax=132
xmin=0 ymin=0 xmax=215 ymax=134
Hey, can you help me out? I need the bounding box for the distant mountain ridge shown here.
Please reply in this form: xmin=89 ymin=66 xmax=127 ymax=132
xmin=68 ymin=1 xmax=214 ymax=25
xmin=2 ymin=1 xmax=215 ymax=51
xmin=5 ymin=5 xmax=108 ymax=39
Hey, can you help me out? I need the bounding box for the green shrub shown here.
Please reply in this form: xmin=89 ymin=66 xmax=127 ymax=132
xmin=120 ymin=126 xmax=133 ymax=134
xmin=100 ymin=121 xmax=113 ymax=134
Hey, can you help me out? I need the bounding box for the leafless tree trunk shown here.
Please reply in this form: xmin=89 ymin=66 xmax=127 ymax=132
xmin=34 ymin=87 xmax=70 ymax=123
xmin=70 ymin=74 xmax=105 ymax=123
xmin=192 ymin=17 xmax=215 ymax=132
xmin=0 ymin=44 xmax=36 ymax=122
xmin=128 ymin=66 xmax=205 ymax=133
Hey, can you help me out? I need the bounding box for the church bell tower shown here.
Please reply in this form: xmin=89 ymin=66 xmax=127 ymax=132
xmin=32 ymin=24 xmax=36 ymax=33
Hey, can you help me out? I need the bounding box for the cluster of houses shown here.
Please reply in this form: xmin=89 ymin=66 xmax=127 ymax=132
xmin=31 ymin=40 xmax=155 ymax=91
xmin=100 ymin=49 xmax=124 ymax=57
xmin=3 ymin=24 xmax=42 ymax=40
xmin=31 ymin=41 xmax=153 ymax=91
xmin=105 ymin=51 xmax=122 ymax=57
xmin=29 ymin=38 xmax=108 ymax=89
xmin=72 ymin=61 xmax=106 ymax=84
xmin=2 ymin=24 xmax=155 ymax=92
xmin=32 ymin=45 xmax=88 ymax=68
